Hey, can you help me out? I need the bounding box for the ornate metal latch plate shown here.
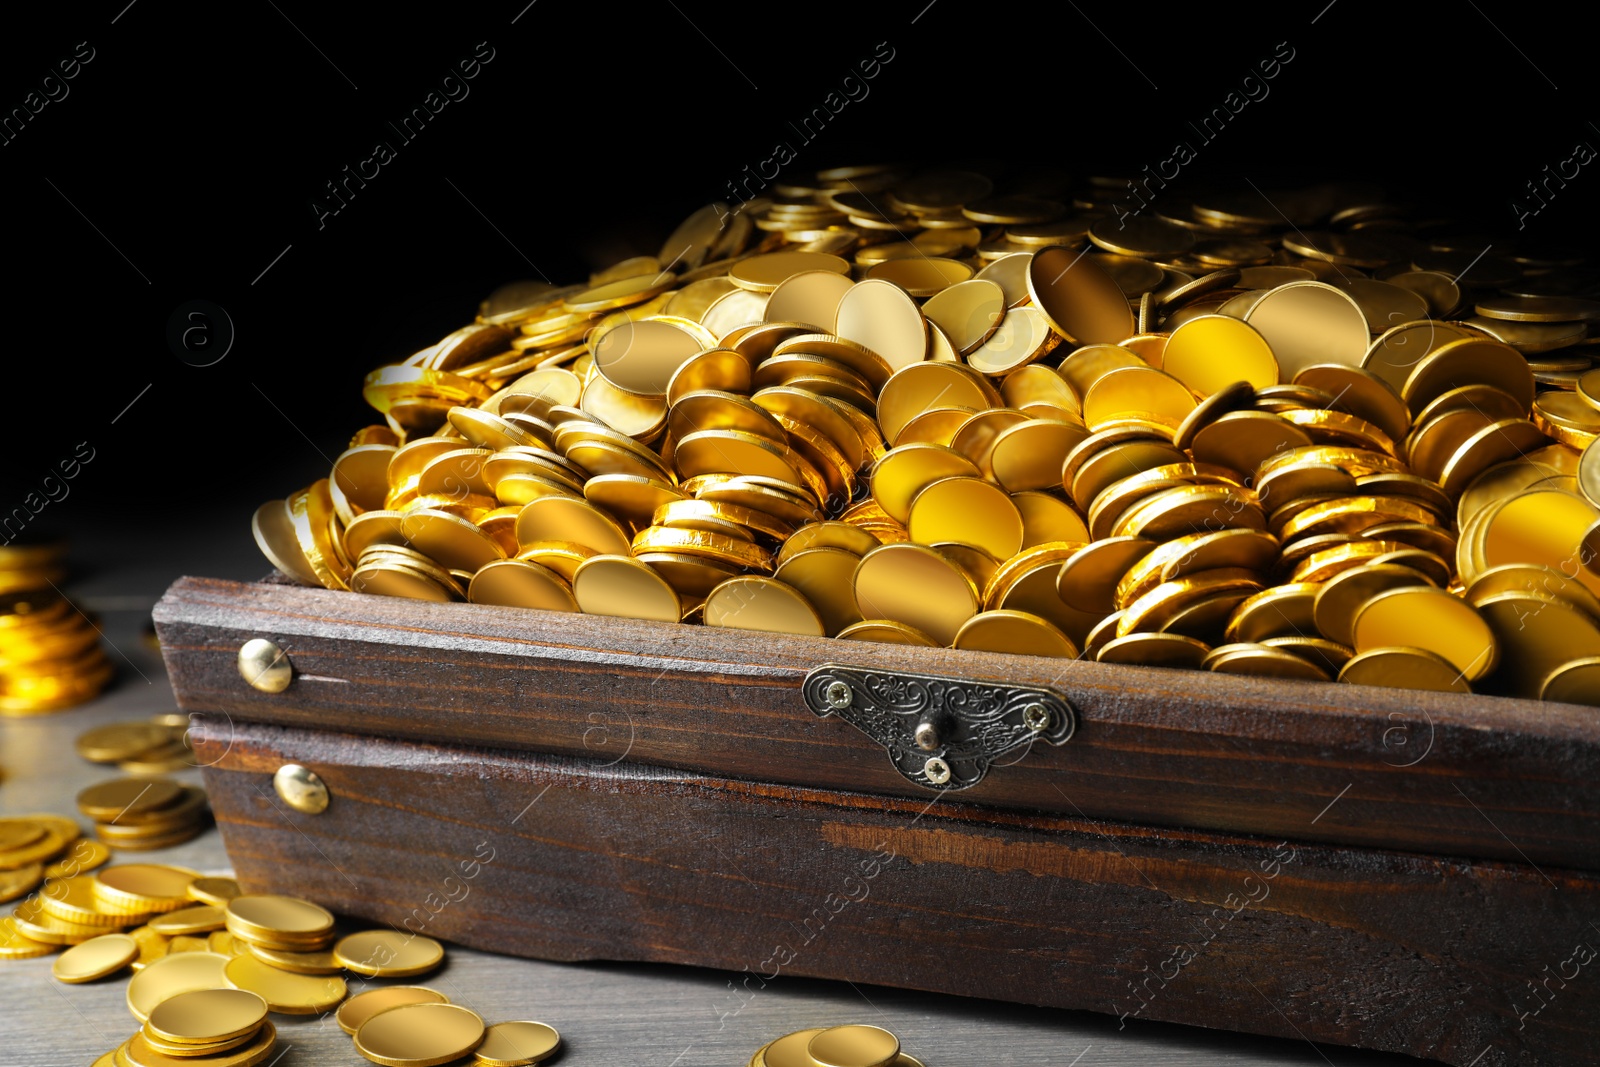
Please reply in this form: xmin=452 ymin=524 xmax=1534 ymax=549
xmin=802 ymin=664 xmax=1076 ymax=791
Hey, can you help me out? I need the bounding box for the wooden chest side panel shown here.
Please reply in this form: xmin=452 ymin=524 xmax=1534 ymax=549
xmin=194 ymin=715 xmax=1599 ymax=1067
xmin=157 ymin=576 xmax=1600 ymax=871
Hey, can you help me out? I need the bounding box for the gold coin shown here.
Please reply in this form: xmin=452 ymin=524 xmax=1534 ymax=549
xmin=757 ymin=1028 xmax=829 ymax=1067
xmin=764 ymin=270 xmax=856 ymax=330
xmin=766 ymin=549 xmax=862 ymax=637
xmin=145 ymin=987 xmax=267 ymax=1045
xmin=225 ymin=894 xmax=335 ymax=943
xmin=95 ymin=864 xmax=198 ymax=911
xmin=1089 ymin=214 xmax=1195 ymax=259
xmin=808 ymin=1024 xmax=900 ymax=1067
xmin=1464 ymin=563 xmax=1600 ymax=620
xmin=0 ymin=820 xmax=45 ymax=854
xmin=516 ymin=496 xmax=633 ymax=556
xmin=390 ymin=509 xmax=505 ymax=572
xmin=0 ymin=862 xmax=42 ymax=903
xmin=1533 ymin=390 xmax=1600 ymax=449
xmin=704 ymin=576 xmax=826 ymax=637
xmin=1120 ymin=570 xmax=1266 ymax=638
xmin=1312 ymin=564 xmax=1434 ymax=647
xmin=966 ymin=305 xmax=1059 ymax=375
xmin=129 ymin=926 xmax=170 ymax=971
xmin=1437 ymin=419 xmax=1551 ymax=500
xmin=1401 ymin=336 xmax=1534 ymax=416
xmin=1242 ymin=281 xmax=1368 ymax=380
xmin=1474 ymin=294 xmax=1600 ymax=323
xmin=1540 ymin=656 xmax=1600 ymax=706
xmin=1081 ymin=366 xmax=1197 ymax=432
xmin=350 ymin=562 xmax=455 ymax=602
xmin=864 ymin=256 xmax=975 ymax=297
xmin=583 ymin=473 xmax=685 ymax=530
xmin=243 ymin=940 xmax=343 ymax=975
xmin=952 ymin=610 xmax=1078 ymax=658
xmin=355 ymin=1002 xmax=487 ymax=1067
xmin=729 ymin=251 xmax=850 ymax=294
xmin=76 ymin=723 xmax=173 ymax=764
xmin=1480 ymin=489 xmax=1600 ymax=598
xmin=1013 ymin=490 xmax=1090 ymax=547
xmin=853 ymin=543 xmax=978 ymax=646
xmin=76 ymin=778 xmax=183 ymax=822
xmin=1352 ymin=587 xmax=1496 ymax=682
xmin=1115 ymin=485 xmax=1266 ymax=541
xmin=41 ymin=874 xmax=135 ymax=926
xmin=121 ymin=1023 xmax=278 ymax=1067
xmin=1203 ymin=643 xmax=1332 ymax=682
xmin=1027 ymin=246 xmax=1135 ymax=345
xmin=469 ymin=559 xmax=578 ymax=612
xmin=907 ymin=476 xmax=1023 ymax=560
xmin=1057 ymin=537 xmax=1156 ymax=613
xmin=664 ymin=348 xmax=750 ymax=408
xmin=0 ymin=916 xmax=55 ymax=959
xmin=1056 ymin=343 xmax=1146 ymax=404
xmin=473 ymin=1021 xmax=562 ymax=1067
xmin=777 ymin=522 xmax=880 ymax=564
xmin=562 ymin=273 xmax=673 ymax=314
xmin=631 ymin=527 xmax=773 ymax=570
xmin=834 ymin=620 xmax=939 ymax=645
xmin=1162 ymin=315 xmax=1278 ymax=395
xmin=877 ymin=362 xmax=995 ymax=445
xmin=148 ymin=905 xmax=226 ymax=937
xmin=870 ymin=444 xmax=981 ymax=524
xmin=338 ymin=985 xmax=451 ymax=1035
xmin=334 ymin=929 xmax=445 ymax=978
xmin=1225 ymin=583 xmax=1321 ymax=643
xmin=126 ymin=950 xmax=232 ymax=1021
xmin=834 ymin=279 xmax=929 ymax=372
xmin=674 ymin=429 xmax=824 ymax=504
xmin=972 ymin=252 xmax=1035 ymax=309
xmin=922 ymin=279 xmax=1005 ymax=354
xmin=1477 ymin=592 xmax=1600 ymax=699
xmin=1337 ymin=646 xmax=1470 ymax=693
xmin=51 ymin=932 xmax=139 ymax=983
xmin=223 ymin=952 xmax=346 ymax=1014
xmin=633 ymin=552 xmax=742 ymax=599
xmin=1096 ymin=632 xmax=1211 ymax=669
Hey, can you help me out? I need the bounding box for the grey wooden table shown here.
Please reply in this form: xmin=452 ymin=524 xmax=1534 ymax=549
xmin=0 ymin=516 xmax=1425 ymax=1066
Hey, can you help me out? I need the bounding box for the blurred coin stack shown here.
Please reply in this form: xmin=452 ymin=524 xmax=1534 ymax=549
xmin=76 ymin=776 xmax=210 ymax=851
xmin=251 ymin=162 xmax=1600 ymax=703
xmin=77 ymin=715 xmax=198 ymax=776
xmin=0 ymin=542 xmax=112 ymax=714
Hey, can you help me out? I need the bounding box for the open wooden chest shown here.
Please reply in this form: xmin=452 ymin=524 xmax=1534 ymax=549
xmin=153 ymin=573 xmax=1600 ymax=1066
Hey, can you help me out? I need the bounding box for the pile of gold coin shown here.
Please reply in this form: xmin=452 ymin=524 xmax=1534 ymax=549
xmin=252 ymin=162 xmax=1600 ymax=701
xmin=77 ymin=714 xmax=197 ymax=776
xmin=0 ymin=548 xmax=113 ymax=714
xmin=0 ymin=812 xmax=107 ymax=911
xmin=3 ymin=862 xmax=563 ymax=1067
xmin=76 ymin=776 xmax=210 ymax=850
xmin=751 ymin=1023 xmax=923 ymax=1067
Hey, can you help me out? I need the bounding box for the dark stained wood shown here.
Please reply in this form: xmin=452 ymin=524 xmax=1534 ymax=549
xmin=157 ymin=576 xmax=1600 ymax=870
xmin=195 ymin=715 xmax=1600 ymax=1067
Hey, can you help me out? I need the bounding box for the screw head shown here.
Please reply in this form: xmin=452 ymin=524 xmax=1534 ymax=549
xmin=238 ymin=638 xmax=292 ymax=693
xmin=923 ymin=757 xmax=951 ymax=785
xmin=1023 ymin=702 xmax=1050 ymax=731
xmin=914 ymin=721 xmax=940 ymax=751
xmin=825 ymin=681 xmax=852 ymax=709
xmin=273 ymin=764 xmax=329 ymax=815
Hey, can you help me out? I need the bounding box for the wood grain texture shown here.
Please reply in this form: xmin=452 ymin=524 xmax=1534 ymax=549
xmin=194 ymin=715 xmax=1600 ymax=1067
xmin=156 ymin=575 xmax=1600 ymax=870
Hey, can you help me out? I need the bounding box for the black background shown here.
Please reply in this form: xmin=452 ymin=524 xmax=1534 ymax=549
xmin=2 ymin=0 xmax=1595 ymax=544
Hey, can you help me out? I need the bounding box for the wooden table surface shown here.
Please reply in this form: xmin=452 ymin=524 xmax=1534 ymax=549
xmin=0 ymin=521 xmax=1428 ymax=1066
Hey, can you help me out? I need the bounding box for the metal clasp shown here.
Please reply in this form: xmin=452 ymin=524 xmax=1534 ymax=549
xmin=802 ymin=664 xmax=1076 ymax=791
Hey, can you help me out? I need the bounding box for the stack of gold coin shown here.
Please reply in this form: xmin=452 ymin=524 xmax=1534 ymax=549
xmin=751 ymin=1023 xmax=923 ymax=1067
xmin=345 ymin=996 xmax=560 ymax=1067
xmin=124 ymin=987 xmax=277 ymax=1063
xmin=76 ymin=714 xmax=196 ymax=775
xmin=0 ymin=583 xmax=113 ymax=715
xmin=76 ymin=775 xmax=210 ymax=850
xmin=252 ymin=165 xmax=1600 ymax=702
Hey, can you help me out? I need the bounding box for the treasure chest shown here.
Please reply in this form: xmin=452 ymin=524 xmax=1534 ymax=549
xmin=154 ymin=572 xmax=1600 ymax=1067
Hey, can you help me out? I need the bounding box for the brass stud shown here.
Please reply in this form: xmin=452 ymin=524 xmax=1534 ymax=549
xmin=273 ymin=764 xmax=329 ymax=815
xmin=914 ymin=720 xmax=941 ymax=751
xmin=238 ymin=638 xmax=292 ymax=693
